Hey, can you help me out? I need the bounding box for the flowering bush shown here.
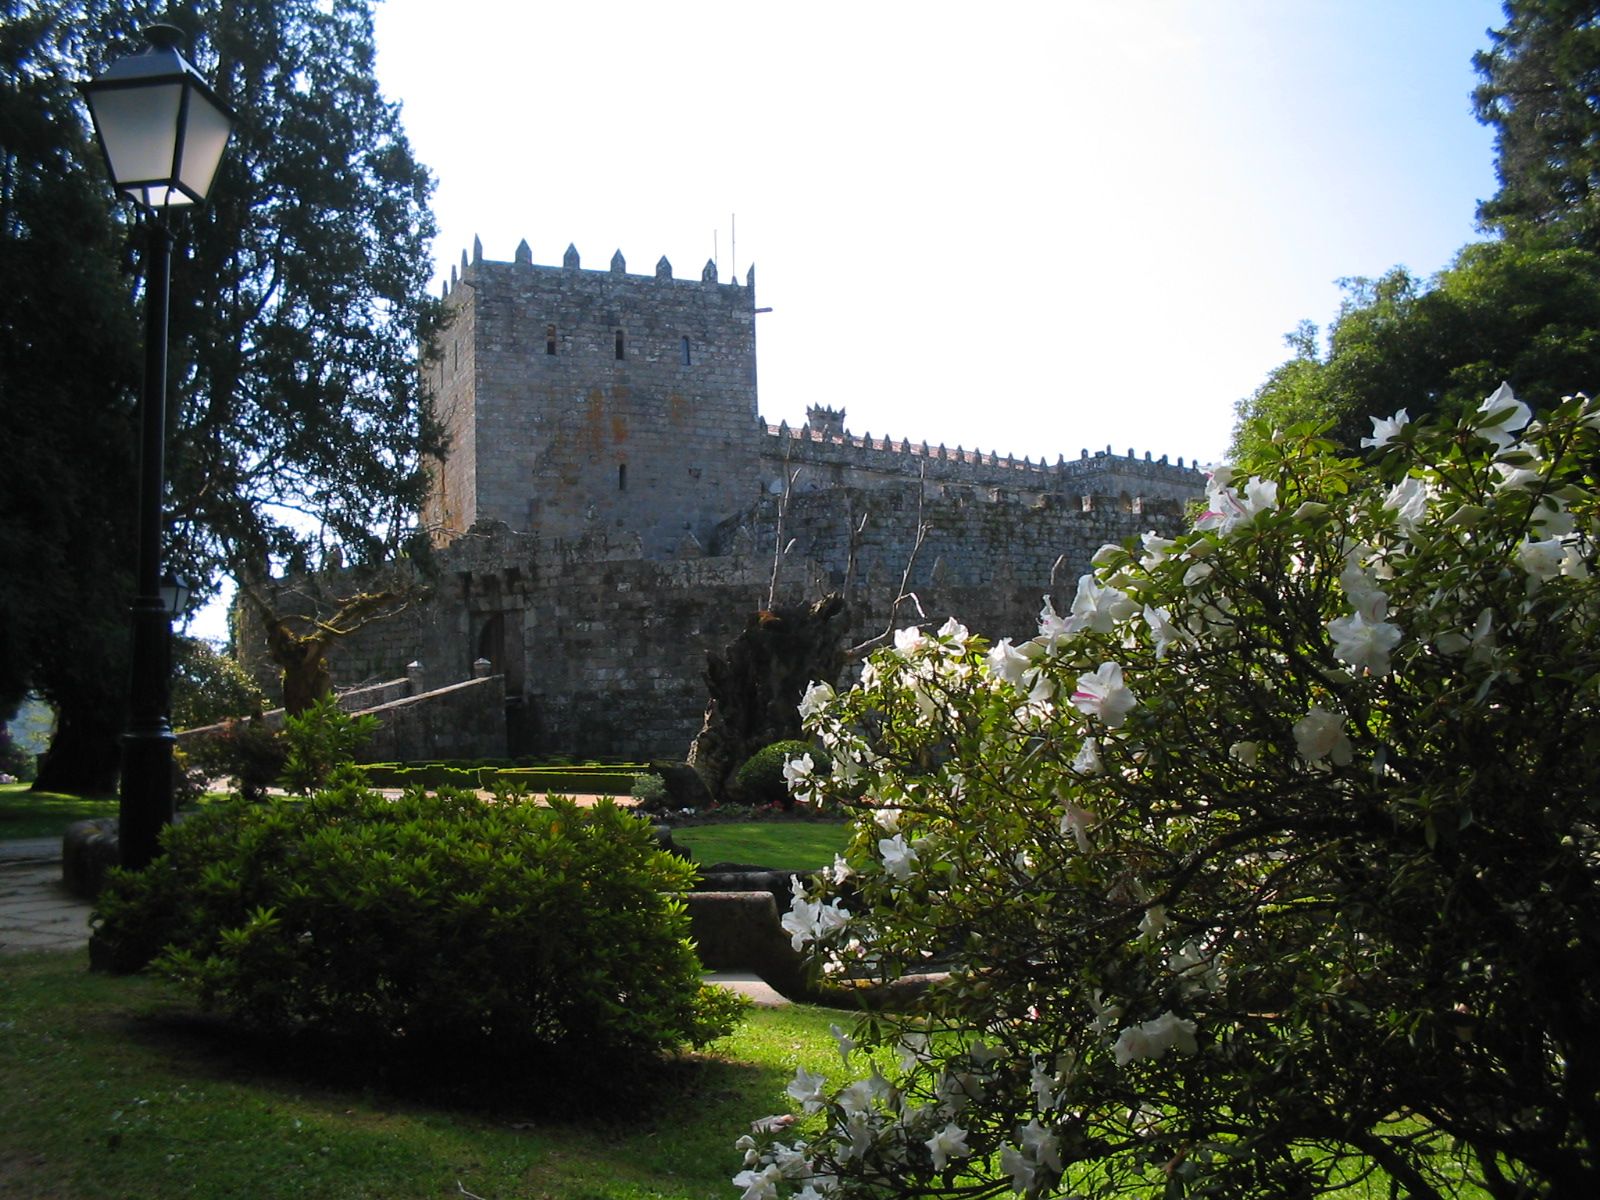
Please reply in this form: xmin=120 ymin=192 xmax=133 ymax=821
xmin=738 ymin=387 xmax=1600 ymax=1199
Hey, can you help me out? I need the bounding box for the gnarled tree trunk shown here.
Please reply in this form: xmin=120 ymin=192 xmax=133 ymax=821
xmin=688 ymin=593 xmax=846 ymax=800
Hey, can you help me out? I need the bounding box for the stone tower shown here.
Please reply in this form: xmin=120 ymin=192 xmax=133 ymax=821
xmin=423 ymin=238 xmax=763 ymax=556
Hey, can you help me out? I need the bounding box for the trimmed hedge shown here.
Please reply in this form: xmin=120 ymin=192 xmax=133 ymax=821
xmin=361 ymin=762 xmax=647 ymax=793
xmin=91 ymin=786 xmax=745 ymax=1064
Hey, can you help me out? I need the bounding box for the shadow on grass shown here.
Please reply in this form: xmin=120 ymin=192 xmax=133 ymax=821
xmin=111 ymin=1000 xmax=778 ymax=1127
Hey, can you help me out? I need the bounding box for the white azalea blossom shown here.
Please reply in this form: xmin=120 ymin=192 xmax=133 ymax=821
xmin=925 ymin=1122 xmax=970 ymax=1171
xmin=1361 ymin=407 xmax=1410 ymax=449
xmin=786 ymin=1066 xmax=828 ymax=1113
xmin=1112 ymin=1010 xmax=1199 ymax=1066
xmin=1072 ymin=662 xmax=1137 ymax=728
xmin=1327 ymin=609 xmax=1404 ymax=674
xmin=999 ymin=1143 xmax=1038 ymax=1193
xmin=798 ymin=680 xmax=836 ymax=720
xmin=1072 ymin=737 xmax=1103 ymax=776
xmin=1475 ymin=381 xmax=1532 ymax=451
xmin=1068 ymin=574 xmax=1137 ymax=634
xmin=1294 ymin=705 xmax=1353 ymax=766
xmin=1229 ymin=740 xmax=1259 ymax=767
xmin=1518 ymin=537 xmax=1565 ymax=581
xmin=1143 ymin=603 xmax=1186 ymax=659
xmin=878 ymin=833 xmax=918 ymax=881
xmin=1383 ymin=475 xmax=1430 ymax=536
xmin=1018 ymin=1118 xmax=1064 ymax=1172
xmin=1140 ymin=530 xmax=1178 ymax=567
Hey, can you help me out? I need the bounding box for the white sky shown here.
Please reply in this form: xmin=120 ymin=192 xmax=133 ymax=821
xmin=372 ymin=0 xmax=1505 ymax=469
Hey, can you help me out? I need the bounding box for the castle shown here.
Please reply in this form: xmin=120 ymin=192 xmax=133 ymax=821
xmin=283 ymin=238 xmax=1206 ymax=760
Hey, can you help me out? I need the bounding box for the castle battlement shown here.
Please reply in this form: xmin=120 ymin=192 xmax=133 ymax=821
xmin=758 ymin=420 xmax=1203 ymax=508
xmin=441 ymin=236 xmax=755 ymax=302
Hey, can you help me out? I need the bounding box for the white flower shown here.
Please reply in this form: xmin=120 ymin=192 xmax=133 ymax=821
xmin=1072 ymin=662 xmax=1137 ymax=728
xmin=1112 ymin=1011 xmax=1198 ymax=1066
xmin=1068 ymin=574 xmax=1137 ymax=634
xmin=829 ymin=1022 xmax=857 ymax=1065
xmin=1139 ymin=904 xmax=1167 ymax=937
xmin=878 ymin=833 xmax=918 ymax=881
xmin=835 ymin=1079 xmax=877 ymax=1116
xmin=782 ymin=753 xmax=817 ymax=802
xmin=1143 ymin=604 xmax=1186 ymax=659
xmin=1562 ymin=542 xmax=1591 ymax=579
xmin=892 ymin=626 xmax=927 ymax=657
xmin=1037 ymin=595 xmax=1075 ymax=647
xmin=1140 ymin=530 xmax=1178 ymax=567
xmin=1518 ymin=537 xmax=1565 ymax=581
xmin=1059 ymin=796 xmax=1097 ymax=851
xmin=1383 ymin=475 xmax=1429 ymax=536
xmin=786 ymin=1066 xmax=828 ymax=1113
xmin=1071 ymin=737 xmax=1103 ymax=776
xmin=999 ymin=1143 xmax=1037 ymax=1193
xmin=1327 ymin=610 xmax=1403 ymax=675
xmin=732 ymin=1164 xmax=784 ymax=1200
xmin=1182 ymin=561 xmax=1214 ymax=588
xmin=924 ymin=1122 xmax=969 ymax=1171
xmin=1195 ymin=475 xmax=1278 ymax=534
xmin=1018 ymin=1118 xmax=1064 ymax=1172
xmin=781 ymin=886 xmax=850 ymax=951
xmin=873 ymin=806 xmax=901 ymax=833
xmin=1294 ymin=706 xmax=1352 ymax=766
xmin=936 ymin=616 xmax=970 ymax=646
xmin=1229 ymin=740 xmax=1259 ymax=767
xmin=1475 ymin=381 xmax=1532 ymax=451
xmin=798 ymin=680 xmax=835 ymax=720
xmin=1494 ymin=458 xmax=1542 ymax=491
xmin=897 ymin=1031 xmax=931 ymax=1070
xmin=1360 ymin=408 xmax=1410 ymax=449
xmin=1339 ymin=557 xmax=1389 ymax=620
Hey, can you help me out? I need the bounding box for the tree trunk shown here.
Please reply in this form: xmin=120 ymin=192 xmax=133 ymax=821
xmin=688 ymin=593 xmax=846 ymax=800
xmin=33 ymin=700 xmax=121 ymax=795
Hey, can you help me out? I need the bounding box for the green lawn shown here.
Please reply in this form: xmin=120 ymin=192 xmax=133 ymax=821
xmin=0 ymin=952 xmax=849 ymax=1200
xmin=0 ymin=781 xmax=118 ymax=840
xmin=672 ymin=820 xmax=852 ymax=871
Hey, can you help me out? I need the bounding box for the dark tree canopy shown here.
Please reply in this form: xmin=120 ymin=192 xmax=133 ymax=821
xmin=1233 ymin=241 xmax=1600 ymax=458
xmin=1 ymin=0 xmax=444 ymax=788
xmin=0 ymin=4 xmax=142 ymax=790
xmin=1475 ymin=0 xmax=1600 ymax=250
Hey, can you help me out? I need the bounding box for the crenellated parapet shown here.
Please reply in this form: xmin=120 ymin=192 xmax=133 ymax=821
xmin=757 ymin=419 xmax=1205 ymax=508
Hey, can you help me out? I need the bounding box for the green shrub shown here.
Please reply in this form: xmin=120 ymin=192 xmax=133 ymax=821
xmin=91 ymin=786 xmax=745 ymax=1064
xmin=732 ymin=739 xmax=825 ymax=809
xmin=279 ymin=695 xmax=378 ymax=795
xmin=181 ymin=716 xmax=287 ymax=802
xmin=629 ymin=771 xmax=669 ymax=806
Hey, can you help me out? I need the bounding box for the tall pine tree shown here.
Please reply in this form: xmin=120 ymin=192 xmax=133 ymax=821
xmin=1475 ymin=0 xmax=1600 ymax=249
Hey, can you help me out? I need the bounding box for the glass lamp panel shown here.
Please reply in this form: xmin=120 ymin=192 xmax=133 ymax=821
xmin=86 ymin=81 xmax=182 ymax=192
xmin=175 ymin=88 xmax=232 ymax=202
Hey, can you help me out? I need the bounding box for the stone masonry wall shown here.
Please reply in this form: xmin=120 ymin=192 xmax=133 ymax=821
xmin=290 ymin=482 xmax=1193 ymax=761
xmin=422 ymin=243 xmax=763 ymax=557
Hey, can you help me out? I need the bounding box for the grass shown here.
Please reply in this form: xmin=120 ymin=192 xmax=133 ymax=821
xmin=0 ymin=782 xmax=118 ymax=841
xmin=0 ymin=954 xmax=1492 ymax=1200
xmin=672 ymin=820 xmax=852 ymax=871
xmin=0 ymin=952 xmax=849 ymax=1200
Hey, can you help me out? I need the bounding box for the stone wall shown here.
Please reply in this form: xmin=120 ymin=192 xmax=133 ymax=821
xmin=264 ymin=481 xmax=1193 ymax=762
xmin=357 ymin=675 xmax=506 ymax=763
xmin=423 ymin=243 xmax=763 ymax=557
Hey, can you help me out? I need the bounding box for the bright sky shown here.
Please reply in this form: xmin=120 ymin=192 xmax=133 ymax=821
xmin=373 ymin=0 xmax=1505 ymax=469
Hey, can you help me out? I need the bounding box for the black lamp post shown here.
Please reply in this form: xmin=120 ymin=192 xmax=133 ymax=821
xmin=79 ymin=26 xmax=233 ymax=869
